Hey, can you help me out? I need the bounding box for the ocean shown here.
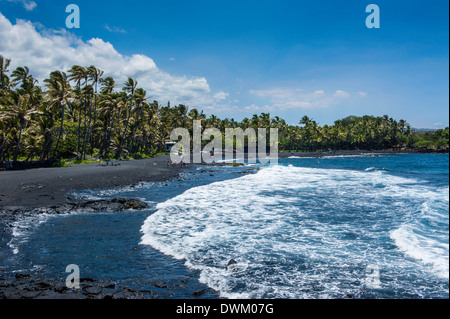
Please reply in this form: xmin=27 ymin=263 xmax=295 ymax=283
xmin=4 ymin=153 xmax=449 ymax=299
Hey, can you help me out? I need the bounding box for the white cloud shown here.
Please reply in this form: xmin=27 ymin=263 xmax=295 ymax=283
xmin=314 ymin=90 xmax=325 ymax=96
xmin=249 ymin=87 xmax=354 ymax=110
xmin=104 ymin=24 xmax=127 ymax=34
xmin=243 ymin=104 xmax=274 ymax=112
xmin=0 ymin=12 xmax=227 ymax=108
xmin=332 ymin=90 xmax=350 ymax=98
xmin=358 ymin=91 xmax=368 ymax=97
xmin=213 ymin=91 xmax=229 ymax=101
xmin=244 ymin=104 xmax=260 ymax=111
xmin=7 ymin=0 xmax=37 ymax=11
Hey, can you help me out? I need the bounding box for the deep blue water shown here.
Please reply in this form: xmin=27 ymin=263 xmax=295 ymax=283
xmin=4 ymin=154 xmax=449 ymax=299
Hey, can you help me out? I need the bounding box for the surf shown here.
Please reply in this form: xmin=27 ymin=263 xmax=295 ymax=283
xmin=140 ymin=162 xmax=449 ymax=298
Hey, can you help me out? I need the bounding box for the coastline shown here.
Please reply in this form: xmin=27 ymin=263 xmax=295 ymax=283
xmin=0 ymin=151 xmax=447 ymax=299
xmin=0 ymin=150 xmax=442 ymax=209
xmin=0 ymin=155 xmax=181 ymax=209
xmin=0 ymin=154 xmax=220 ymax=299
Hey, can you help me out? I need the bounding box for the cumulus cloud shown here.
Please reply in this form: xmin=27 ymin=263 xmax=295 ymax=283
xmin=213 ymin=91 xmax=229 ymax=101
xmin=249 ymin=87 xmax=354 ymax=110
xmin=0 ymin=12 xmax=227 ymax=107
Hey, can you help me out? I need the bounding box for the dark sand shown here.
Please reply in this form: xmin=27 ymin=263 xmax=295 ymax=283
xmin=0 ymin=155 xmax=181 ymax=208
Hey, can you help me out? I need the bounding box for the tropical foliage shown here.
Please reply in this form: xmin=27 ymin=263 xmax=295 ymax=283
xmin=0 ymin=56 xmax=448 ymax=162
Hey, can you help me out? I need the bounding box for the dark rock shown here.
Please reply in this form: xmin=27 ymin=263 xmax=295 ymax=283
xmin=79 ymin=277 xmax=95 ymax=283
xmin=191 ymin=289 xmax=207 ymax=297
xmin=112 ymin=291 xmax=127 ymax=299
xmin=103 ymin=283 xmax=116 ymax=289
xmin=35 ymin=281 xmax=52 ymax=289
xmin=152 ymin=280 xmax=168 ymax=288
xmin=139 ymin=290 xmax=159 ymax=299
xmin=15 ymin=273 xmax=31 ymax=280
xmin=97 ymin=288 xmax=116 ymax=299
xmin=84 ymin=286 xmax=102 ymax=295
xmin=53 ymin=283 xmax=69 ymax=294
xmin=19 ymin=290 xmax=42 ymax=299
xmin=227 ymin=259 xmax=238 ymax=267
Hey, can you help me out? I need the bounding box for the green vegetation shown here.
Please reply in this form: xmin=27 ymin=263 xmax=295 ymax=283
xmin=0 ymin=55 xmax=448 ymax=164
xmin=411 ymin=128 xmax=449 ymax=151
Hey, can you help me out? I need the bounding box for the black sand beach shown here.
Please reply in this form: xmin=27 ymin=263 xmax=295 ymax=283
xmin=0 ymin=150 xmax=422 ymax=209
xmin=0 ymin=155 xmax=181 ymax=209
xmin=0 ymin=155 xmax=226 ymax=299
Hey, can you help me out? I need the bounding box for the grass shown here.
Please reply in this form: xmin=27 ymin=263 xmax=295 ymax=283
xmin=70 ymin=159 xmax=103 ymax=165
xmin=15 ymin=152 xmax=166 ymax=168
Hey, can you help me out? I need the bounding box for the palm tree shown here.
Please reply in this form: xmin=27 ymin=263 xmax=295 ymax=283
xmin=11 ymin=66 xmax=30 ymax=88
xmin=0 ymin=55 xmax=11 ymax=91
xmin=129 ymin=88 xmax=149 ymax=154
xmin=116 ymin=78 xmax=137 ymax=158
xmin=100 ymin=76 xmax=117 ymax=95
xmin=44 ymin=70 xmax=71 ymax=158
xmin=0 ymin=92 xmax=42 ymax=162
xmin=87 ymin=65 xmax=104 ymax=154
xmin=68 ymin=65 xmax=88 ymax=158
xmin=99 ymin=92 xmax=124 ymax=157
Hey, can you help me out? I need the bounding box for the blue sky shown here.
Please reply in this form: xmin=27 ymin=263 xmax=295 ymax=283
xmin=0 ymin=0 xmax=448 ymax=128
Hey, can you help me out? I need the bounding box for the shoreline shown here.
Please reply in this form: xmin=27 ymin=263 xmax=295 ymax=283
xmin=0 ymin=151 xmax=447 ymax=299
xmin=1 ymin=150 xmax=446 ymax=209
xmin=0 ymin=155 xmax=182 ymax=209
xmin=0 ymin=155 xmax=221 ymax=299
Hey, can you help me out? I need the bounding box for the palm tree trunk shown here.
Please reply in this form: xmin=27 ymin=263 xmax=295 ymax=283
xmin=0 ymin=141 xmax=4 ymax=162
xmin=90 ymin=83 xmax=98 ymax=155
xmin=85 ymin=101 xmax=93 ymax=156
xmin=82 ymin=100 xmax=90 ymax=160
xmin=106 ymin=109 xmax=115 ymax=156
xmin=13 ymin=124 xmax=24 ymax=162
xmin=76 ymin=82 xmax=82 ymax=159
xmin=81 ymin=78 xmax=88 ymax=160
xmin=117 ymin=106 xmax=131 ymax=159
xmin=52 ymin=104 xmax=65 ymax=158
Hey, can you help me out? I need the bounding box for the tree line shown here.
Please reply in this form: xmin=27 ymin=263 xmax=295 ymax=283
xmin=0 ymin=56 xmax=448 ymax=163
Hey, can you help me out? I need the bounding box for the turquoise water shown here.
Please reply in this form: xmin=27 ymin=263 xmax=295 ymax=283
xmin=6 ymin=154 xmax=449 ymax=299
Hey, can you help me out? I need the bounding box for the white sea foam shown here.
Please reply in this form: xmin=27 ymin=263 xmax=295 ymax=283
xmin=140 ymin=165 xmax=449 ymax=298
xmin=391 ymin=200 xmax=449 ymax=279
xmin=8 ymin=214 xmax=51 ymax=254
